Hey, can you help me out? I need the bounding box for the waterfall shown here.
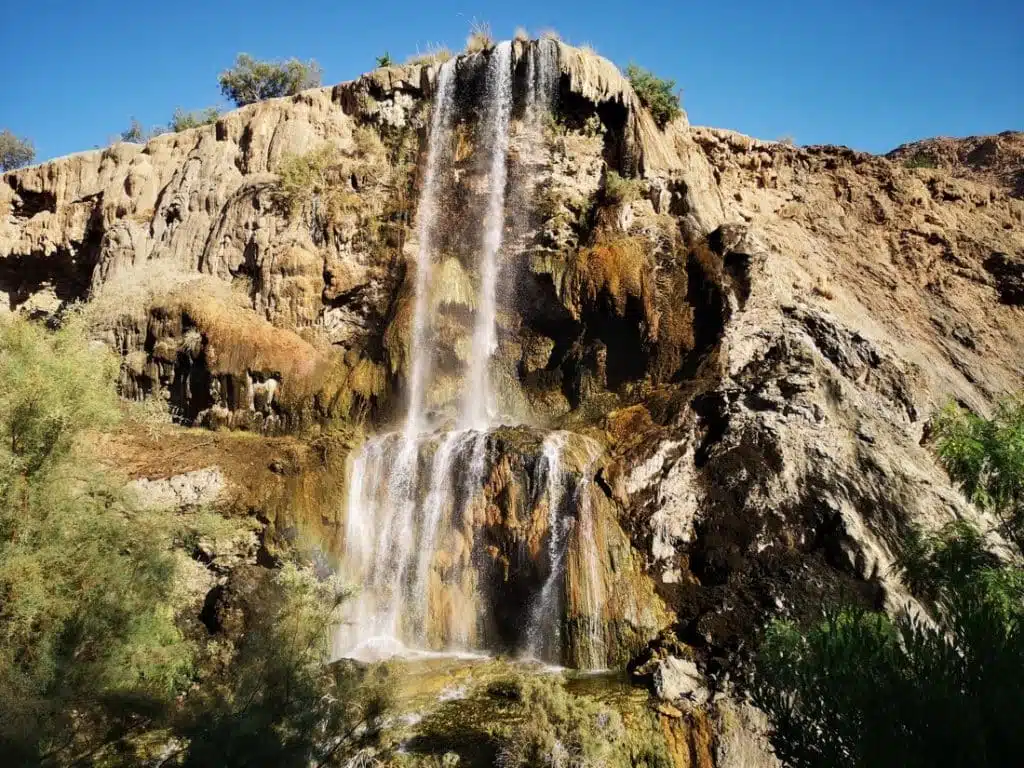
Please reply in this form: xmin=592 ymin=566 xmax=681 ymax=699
xmin=461 ymin=41 xmax=513 ymax=430
xmin=336 ymin=42 xmax=619 ymax=670
xmin=523 ymin=431 xmax=570 ymax=660
xmin=406 ymin=59 xmax=456 ymax=435
xmin=573 ymin=464 xmax=609 ymax=670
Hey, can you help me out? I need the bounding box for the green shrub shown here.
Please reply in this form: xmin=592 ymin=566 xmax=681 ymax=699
xmin=0 ymin=129 xmax=34 ymax=171
xmin=903 ymin=152 xmax=938 ymax=169
xmin=933 ymin=397 xmax=1024 ymax=551
xmin=169 ymin=107 xmax=220 ymax=132
xmin=173 ymin=565 xmax=390 ymax=767
xmin=218 ymin=54 xmax=322 ymax=107
xmin=376 ymin=52 xmax=395 ymax=68
xmin=625 ymin=63 xmax=682 ymax=128
xmin=0 ymin=316 xmax=190 ymax=764
xmin=494 ymin=675 xmax=670 ymax=768
xmin=604 ymin=170 xmax=642 ymax=204
xmin=754 ymin=521 xmax=1024 ymax=768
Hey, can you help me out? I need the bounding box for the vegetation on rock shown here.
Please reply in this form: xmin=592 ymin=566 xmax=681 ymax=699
xmin=625 ymin=64 xmax=682 ymax=128
xmin=754 ymin=396 xmax=1024 ymax=768
xmin=169 ymin=107 xmax=220 ymax=132
xmin=218 ymin=54 xmax=322 ymax=107
xmin=0 ymin=129 xmax=34 ymax=171
xmin=0 ymin=317 xmax=386 ymax=765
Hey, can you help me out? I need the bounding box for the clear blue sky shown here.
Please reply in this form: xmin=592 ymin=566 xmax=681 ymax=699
xmin=2 ymin=0 xmax=1021 ymax=163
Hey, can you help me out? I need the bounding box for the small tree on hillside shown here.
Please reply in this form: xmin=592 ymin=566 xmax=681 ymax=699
xmin=218 ymin=54 xmax=322 ymax=107
xmin=626 ymin=63 xmax=682 ymax=128
xmin=0 ymin=130 xmax=35 ymax=171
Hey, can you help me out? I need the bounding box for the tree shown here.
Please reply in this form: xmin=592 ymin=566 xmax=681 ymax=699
xmin=753 ymin=523 xmax=1024 ymax=768
xmin=625 ymin=63 xmax=682 ymax=128
xmin=169 ymin=107 xmax=220 ymax=132
xmin=0 ymin=129 xmax=35 ymax=171
xmin=0 ymin=316 xmax=191 ymax=765
xmin=375 ymin=52 xmax=394 ymax=68
xmin=218 ymin=54 xmax=322 ymax=107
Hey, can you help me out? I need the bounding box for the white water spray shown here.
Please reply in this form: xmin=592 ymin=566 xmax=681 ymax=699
xmin=406 ymin=59 xmax=456 ymax=436
xmin=462 ymin=42 xmax=513 ymax=430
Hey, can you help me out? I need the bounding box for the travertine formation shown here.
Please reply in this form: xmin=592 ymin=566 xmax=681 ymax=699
xmin=3 ymin=40 xmax=1022 ymax=767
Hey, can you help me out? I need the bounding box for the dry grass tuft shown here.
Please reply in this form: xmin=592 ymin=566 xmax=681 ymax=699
xmin=514 ymin=26 xmax=530 ymax=42
xmin=406 ymin=45 xmax=454 ymax=67
xmin=465 ymin=20 xmax=494 ymax=53
xmin=539 ymin=28 xmax=561 ymax=41
xmin=156 ymin=279 xmax=321 ymax=391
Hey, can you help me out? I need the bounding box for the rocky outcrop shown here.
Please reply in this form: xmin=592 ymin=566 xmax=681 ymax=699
xmin=887 ymin=130 xmax=1024 ymax=199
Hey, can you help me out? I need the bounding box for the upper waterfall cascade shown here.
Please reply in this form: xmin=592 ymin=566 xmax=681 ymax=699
xmin=335 ymin=40 xmax=623 ymax=669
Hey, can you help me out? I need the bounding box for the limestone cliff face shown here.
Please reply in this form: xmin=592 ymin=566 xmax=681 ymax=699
xmin=2 ymin=41 xmax=1023 ymax=762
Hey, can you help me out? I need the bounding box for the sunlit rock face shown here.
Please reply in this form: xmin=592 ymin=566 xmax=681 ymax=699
xmin=3 ymin=33 xmax=1023 ymax=687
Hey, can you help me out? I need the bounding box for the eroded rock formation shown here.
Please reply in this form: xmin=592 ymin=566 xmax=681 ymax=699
xmin=3 ymin=38 xmax=1023 ymax=767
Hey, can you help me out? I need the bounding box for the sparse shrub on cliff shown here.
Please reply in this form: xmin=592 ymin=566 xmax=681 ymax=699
xmin=218 ymin=53 xmax=322 ymax=107
xmin=465 ymin=20 xmax=494 ymax=53
xmin=625 ymin=64 xmax=682 ymax=128
xmin=904 ymin=152 xmax=939 ymax=169
xmin=406 ymin=45 xmax=453 ymax=66
xmin=0 ymin=129 xmax=34 ymax=171
xmin=375 ymin=52 xmax=395 ymax=68
xmin=120 ymin=117 xmax=166 ymax=144
xmin=169 ymin=106 xmax=220 ymax=132
xmin=604 ymin=170 xmax=642 ymax=205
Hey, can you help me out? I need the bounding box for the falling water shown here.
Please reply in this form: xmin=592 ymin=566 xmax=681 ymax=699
xmin=462 ymin=42 xmax=513 ymax=430
xmin=523 ymin=431 xmax=570 ymax=660
xmin=337 ymin=42 xmax=615 ymax=669
xmin=406 ymin=59 xmax=456 ymax=435
xmin=573 ymin=463 xmax=609 ymax=670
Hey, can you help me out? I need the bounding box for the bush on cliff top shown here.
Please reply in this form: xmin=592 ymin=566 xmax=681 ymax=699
xmin=625 ymin=64 xmax=682 ymax=128
xmin=0 ymin=129 xmax=34 ymax=171
xmin=219 ymin=53 xmax=322 ymax=107
xmin=169 ymin=106 xmax=220 ymax=132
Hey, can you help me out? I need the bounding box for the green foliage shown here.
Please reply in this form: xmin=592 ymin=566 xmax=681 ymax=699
xmin=0 ymin=129 xmax=35 ymax=171
xmin=0 ymin=318 xmax=386 ymax=765
xmin=904 ymin=152 xmax=938 ymax=169
xmin=0 ymin=317 xmax=189 ymax=764
xmin=625 ymin=64 xmax=682 ymax=128
xmin=169 ymin=107 xmax=220 ymax=132
xmin=933 ymin=397 xmax=1024 ymax=550
xmin=218 ymin=54 xmax=322 ymax=107
xmin=494 ymin=675 xmax=670 ymax=768
xmin=754 ymin=522 xmax=1024 ymax=768
xmin=376 ymin=52 xmax=395 ymax=68
xmin=604 ymin=170 xmax=642 ymax=205
xmin=173 ymin=565 xmax=389 ymax=767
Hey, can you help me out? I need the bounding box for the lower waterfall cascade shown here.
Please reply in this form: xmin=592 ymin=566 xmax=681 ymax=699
xmin=333 ymin=39 xmax=659 ymax=669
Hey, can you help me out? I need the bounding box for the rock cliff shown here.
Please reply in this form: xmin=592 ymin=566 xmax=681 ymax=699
xmin=3 ymin=39 xmax=1023 ymax=767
